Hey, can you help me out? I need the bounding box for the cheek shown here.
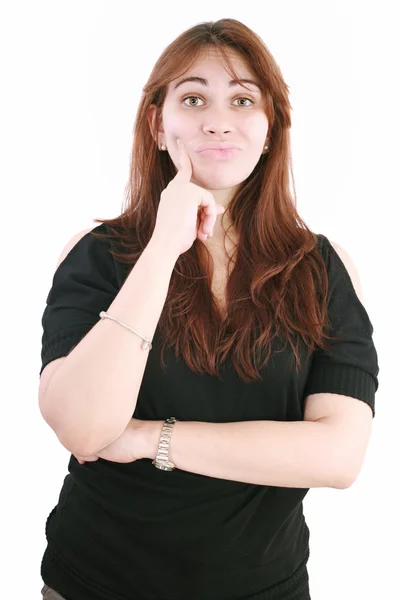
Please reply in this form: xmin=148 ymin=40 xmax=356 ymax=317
xmin=163 ymin=111 xmax=191 ymax=134
xmin=246 ymin=118 xmax=268 ymax=139
xmin=242 ymin=109 xmax=268 ymax=131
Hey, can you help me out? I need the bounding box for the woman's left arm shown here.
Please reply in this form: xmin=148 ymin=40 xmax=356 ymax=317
xmin=142 ymin=417 xmax=356 ymax=489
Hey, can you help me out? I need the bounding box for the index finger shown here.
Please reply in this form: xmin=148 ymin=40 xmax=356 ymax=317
xmin=175 ymin=138 xmax=193 ymax=182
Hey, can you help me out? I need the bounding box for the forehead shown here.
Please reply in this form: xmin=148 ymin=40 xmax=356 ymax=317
xmin=168 ymin=49 xmax=259 ymax=92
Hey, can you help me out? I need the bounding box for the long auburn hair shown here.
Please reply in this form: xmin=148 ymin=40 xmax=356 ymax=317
xmin=91 ymin=18 xmax=337 ymax=382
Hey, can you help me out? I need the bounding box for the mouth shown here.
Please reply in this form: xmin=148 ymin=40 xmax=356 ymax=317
xmin=196 ymin=148 xmax=241 ymax=160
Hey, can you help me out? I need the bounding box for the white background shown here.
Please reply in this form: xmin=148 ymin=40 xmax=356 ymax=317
xmin=1 ymin=1 xmax=398 ymax=598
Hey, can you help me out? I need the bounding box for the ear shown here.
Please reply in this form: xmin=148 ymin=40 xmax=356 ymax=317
xmin=147 ymin=104 xmax=164 ymax=144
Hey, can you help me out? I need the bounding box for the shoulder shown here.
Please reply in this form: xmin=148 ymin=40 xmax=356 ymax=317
xmin=327 ymin=238 xmax=364 ymax=304
xmin=55 ymin=226 xmax=96 ymax=269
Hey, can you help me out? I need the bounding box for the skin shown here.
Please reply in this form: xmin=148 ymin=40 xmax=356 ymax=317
xmin=74 ymin=418 xmax=149 ymax=464
xmin=147 ymin=46 xmax=269 ymax=244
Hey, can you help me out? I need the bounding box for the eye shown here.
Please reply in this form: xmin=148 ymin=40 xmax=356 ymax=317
xmin=182 ymin=96 xmax=254 ymax=108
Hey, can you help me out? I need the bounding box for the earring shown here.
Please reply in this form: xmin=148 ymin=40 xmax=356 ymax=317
xmin=158 ymin=143 xmax=167 ymax=151
xmin=264 ymin=144 xmax=269 ymax=151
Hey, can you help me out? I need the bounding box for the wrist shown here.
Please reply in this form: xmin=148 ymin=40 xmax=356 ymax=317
xmin=146 ymin=237 xmax=179 ymax=265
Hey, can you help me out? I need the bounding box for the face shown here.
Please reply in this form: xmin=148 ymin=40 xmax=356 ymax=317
xmin=148 ymin=48 xmax=269 ymax=207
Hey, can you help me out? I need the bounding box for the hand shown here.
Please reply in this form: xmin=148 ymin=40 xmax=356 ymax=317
xmin=74 ymin=418 xmax=150 ymax=465
xmin=150 ymin=138 xmax=226 ymax=257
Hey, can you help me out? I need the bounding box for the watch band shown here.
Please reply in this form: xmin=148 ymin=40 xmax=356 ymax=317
xmin=152 ymin=417 xmax=178 ymax=471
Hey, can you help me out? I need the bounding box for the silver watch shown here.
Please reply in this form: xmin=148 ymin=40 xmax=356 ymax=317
xmin=152 ymin=417 xmax=178 ymax=471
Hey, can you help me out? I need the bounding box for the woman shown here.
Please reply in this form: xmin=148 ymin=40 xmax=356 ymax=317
xmin=39 ymin=18 xmax=379 ymax=600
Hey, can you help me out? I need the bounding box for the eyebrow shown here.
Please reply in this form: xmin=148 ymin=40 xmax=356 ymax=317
xmin=173 ymin=76 xmax=261 ymax=92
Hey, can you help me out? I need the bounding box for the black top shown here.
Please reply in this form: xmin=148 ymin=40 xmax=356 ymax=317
xmin=39 ymin=224 xmax=379 ymax=600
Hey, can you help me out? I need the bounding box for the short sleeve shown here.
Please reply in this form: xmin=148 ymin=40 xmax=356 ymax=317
xmin=39 ymin=224 xmax=120 ymax=376
xmin=303 ymin=234 xmax=379 ymax=417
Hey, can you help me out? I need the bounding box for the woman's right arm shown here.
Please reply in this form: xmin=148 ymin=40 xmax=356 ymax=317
xmin=40 ymin=139 xmax=225 ymax=458
xmin=39 ymin=238 xmax=178 ymax=458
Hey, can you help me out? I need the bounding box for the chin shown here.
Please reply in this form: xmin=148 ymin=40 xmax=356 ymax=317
xmin=193 ymin=173 xmax=245 ymax=190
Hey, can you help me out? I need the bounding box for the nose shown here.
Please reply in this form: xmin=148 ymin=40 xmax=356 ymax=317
xmin=204 ymin=124 xmax=233 ymax=136
xmin=207 ymin=128 xmax=231 ymax=135
xmin=202 ymin=107 xmax=234 ymax=136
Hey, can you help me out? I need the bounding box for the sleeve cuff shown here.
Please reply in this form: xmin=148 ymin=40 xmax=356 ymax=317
xmin=303 ymin=363 xmax=377 ymax=417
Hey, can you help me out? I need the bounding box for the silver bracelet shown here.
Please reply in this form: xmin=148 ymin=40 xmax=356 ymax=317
xmin=99 ymin=311 xmax=152 ymax=351
xmin=152 ymin=417 xmax=178 ymax=471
